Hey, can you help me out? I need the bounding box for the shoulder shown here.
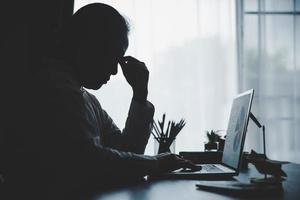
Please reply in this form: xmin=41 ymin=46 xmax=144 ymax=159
xmin=32 ymin=58 xmax=83 ymax=107
xmin=81 ymin=88 xmax=103 ymax=109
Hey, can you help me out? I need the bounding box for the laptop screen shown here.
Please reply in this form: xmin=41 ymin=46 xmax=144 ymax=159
xmin=222 ymin=90 xmax=253 ymax=170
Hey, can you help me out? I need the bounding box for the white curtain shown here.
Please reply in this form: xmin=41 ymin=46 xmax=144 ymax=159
xmin=242 ymin=0 xmax=300 ymax=163
xmin=74 ymin=0 xmax=237 ymax=155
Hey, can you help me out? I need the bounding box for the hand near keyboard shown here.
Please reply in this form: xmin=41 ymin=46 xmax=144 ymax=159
xmin=152 ymin=152 xmax=199 ymax=174
xmin=179 ymin=166 xmax=202 ymax=173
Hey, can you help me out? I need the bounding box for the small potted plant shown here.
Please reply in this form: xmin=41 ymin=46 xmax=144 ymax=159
xmin=204 ymin=130 xmax=221 ymax=151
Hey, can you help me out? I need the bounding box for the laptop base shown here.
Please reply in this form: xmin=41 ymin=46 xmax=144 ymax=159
xmin=149 ymin=173 xmax=236 ymax=180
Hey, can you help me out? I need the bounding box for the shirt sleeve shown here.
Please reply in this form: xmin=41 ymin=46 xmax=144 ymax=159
xmin=34 ymin=86 xmax=158 ymax=182
xmin=100 ymin=98 xmax=155 ymax=154
xmin=31 ymin=61 xmax=159 ymax=185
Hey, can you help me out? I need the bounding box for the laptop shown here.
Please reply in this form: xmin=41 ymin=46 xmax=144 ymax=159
xmin=162 ymin=89 xmax=254 ymax=179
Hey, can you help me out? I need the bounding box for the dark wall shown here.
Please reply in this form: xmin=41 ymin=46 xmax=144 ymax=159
xmin=0 ymin=0 xmax=74 ymax=179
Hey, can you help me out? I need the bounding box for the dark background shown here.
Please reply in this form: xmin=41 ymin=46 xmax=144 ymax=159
xmin=0 ymin=0 xmax=74 ymax=181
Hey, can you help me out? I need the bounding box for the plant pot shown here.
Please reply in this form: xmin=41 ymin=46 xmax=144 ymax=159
xmin=204 ymin=142 xmax=218 ymax=151
xmin=218 ymin=138 xmax=225 ymax=151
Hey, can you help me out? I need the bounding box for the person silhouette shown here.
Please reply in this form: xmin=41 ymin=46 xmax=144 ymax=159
xmin=23 ymin=3 xmax=196 ymax=195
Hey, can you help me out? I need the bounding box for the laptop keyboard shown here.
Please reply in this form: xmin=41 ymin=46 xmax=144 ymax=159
xmin=201 ymin=164 xmax=224 ymax=172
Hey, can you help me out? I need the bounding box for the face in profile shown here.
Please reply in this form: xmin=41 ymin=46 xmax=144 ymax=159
xmin=77 ymin=36 xmax=128 ymax=90
xmin=64 ymin=3 xmax=129 ymax=89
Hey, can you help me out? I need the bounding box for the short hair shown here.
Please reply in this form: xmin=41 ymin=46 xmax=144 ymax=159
xmin=58 ymin=3 xmax=129 ymax=56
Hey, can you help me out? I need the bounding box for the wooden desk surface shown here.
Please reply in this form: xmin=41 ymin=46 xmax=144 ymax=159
xmin=91 ymin=163 xmax=300 ymax=200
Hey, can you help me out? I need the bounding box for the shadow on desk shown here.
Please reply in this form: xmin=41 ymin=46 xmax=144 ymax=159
xmin=1 ymin=164 xmax=299 ymax=200
xmin=0 ymin=173 xmax=146 ymax=200
xmin=91 ymin=163 xmax=300 ymax=200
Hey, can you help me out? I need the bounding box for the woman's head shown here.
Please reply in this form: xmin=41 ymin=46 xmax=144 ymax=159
xmin=59 ymin=3 xmax=129 ymax=89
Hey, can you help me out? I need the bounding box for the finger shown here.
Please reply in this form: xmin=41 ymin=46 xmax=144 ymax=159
xmin=122 ymin=56 xmax=145 ymax=65
xmin=178 ymin=160 xmax=200 ymax=171
xmin=174 ymin=154 xmax=184 ymax=160
xmin=118 ymin=57 xmax=132 ymax=68
xmin=173 ymin=156 xmax=198 ymax=168
xmin=118 ymin=57 xmax=125 ymax=64
xmin=119 ymin=57 xmax=147 ymax=74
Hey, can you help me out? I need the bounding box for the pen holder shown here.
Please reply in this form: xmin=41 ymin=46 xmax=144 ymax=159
xmin=152 ymin=113 xmax=185 ymax=155
xmin=154 ymin=139 xmax=175 ymax=154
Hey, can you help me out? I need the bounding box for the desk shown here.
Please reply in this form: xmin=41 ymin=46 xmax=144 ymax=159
xmin=91 ymin=163 xmax=300 ymax=200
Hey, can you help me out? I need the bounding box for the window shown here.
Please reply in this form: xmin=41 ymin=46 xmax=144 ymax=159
xmin=237 ymin=0 xmax=300 ymax=163
xmin=74 ymin=0 xmax=237 ymax=155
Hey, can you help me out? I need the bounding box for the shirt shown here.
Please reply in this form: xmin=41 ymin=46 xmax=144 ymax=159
xmin=29 ymin=58 xmax=157 ymax=185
